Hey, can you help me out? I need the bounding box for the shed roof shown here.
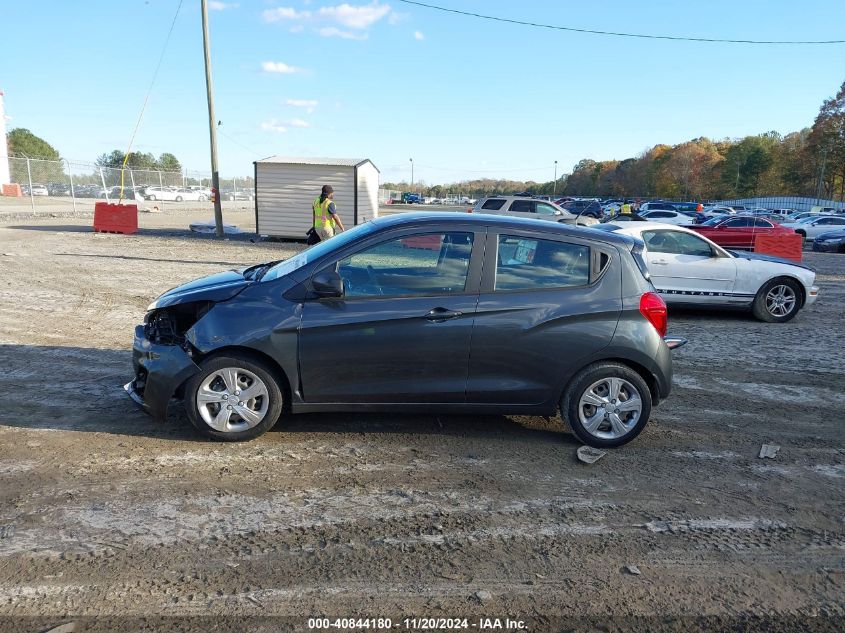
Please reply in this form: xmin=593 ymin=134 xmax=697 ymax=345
xmin=255 ymin=156 xmax=378 ymax=171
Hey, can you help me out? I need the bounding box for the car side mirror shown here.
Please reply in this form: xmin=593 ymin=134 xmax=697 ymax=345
xmin=311 ymin=270 xmax=344 ymax=298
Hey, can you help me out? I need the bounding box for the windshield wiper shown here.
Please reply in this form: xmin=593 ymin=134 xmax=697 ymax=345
xmin=253 ymin=260 xmax=283 ymax=281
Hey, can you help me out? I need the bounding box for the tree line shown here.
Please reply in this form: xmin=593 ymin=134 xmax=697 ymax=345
xmin=386 ymin=79 xmax=845 ymax=202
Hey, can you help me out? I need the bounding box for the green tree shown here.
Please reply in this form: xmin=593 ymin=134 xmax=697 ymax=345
xmin=157 ymin=152 xmax=182 ymax=172
xmin=6 ymin=128 xmax=60 ymax=160
xmin=807 ymin=79 xmax=845 ymax=199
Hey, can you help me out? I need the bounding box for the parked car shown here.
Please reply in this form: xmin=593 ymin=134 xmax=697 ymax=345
xmin=559 ymin=199 xmax=604 ymax=218
xmin=30 ymin=183 xmax=49 ymax=196
xmin=639 ymin=209 xmax=696 ymax=226
xmin=472 ymin=196 xmax=598 ymax=226
xmin=810 ymin=205 xmax=843 ymax=215
xmin=639 ymin=202 xmax=678 ymax=213
xmin=221 ymin=189 xmax=255 ymax=201
xmin=593 ymin=222 xmax=818 ymax=322
xmin=781 ymin=215 xmax=845 ymax=242
xmin=811 ymin=229 xmax=845 ymax=253
xmin=126 ymin=213 xmax=686 ymax=447
xmin=784 ymin=211 xmax=825 ymax=223
xmin=47 ymin=183 xmax=71 ymax=196
xmin=144 ymin=187 xmax=204 ymax=202
xmin=689 ymin=215 xmax=793 ymax=249
xmin=701 ymin=205 xmax=737 ymax=218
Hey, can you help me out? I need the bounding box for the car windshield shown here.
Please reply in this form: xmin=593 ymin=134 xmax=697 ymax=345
xmin=261 ymin=221 xmax=379 ymax=281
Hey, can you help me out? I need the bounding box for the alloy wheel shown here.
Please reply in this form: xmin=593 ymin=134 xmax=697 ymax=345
xmin=765 ymin=284 xmax=796 ymax=318
xmin=577 ymin=377 xmax=643 ymax=440
xmin=196 ymin=367 xmax=269 ymax=433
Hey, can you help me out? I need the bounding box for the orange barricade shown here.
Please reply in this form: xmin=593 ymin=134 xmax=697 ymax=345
xmin=753 ymin=233 xmax=803 ymax=262
xmin=1 ymin=184 xmax=22 ymax=197
xmin=93 ymin=202 xmax=138 ymax=235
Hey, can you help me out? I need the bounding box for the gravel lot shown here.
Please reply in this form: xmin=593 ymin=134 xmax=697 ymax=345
xmin=0 ymin=208 xmax=843 ymax=632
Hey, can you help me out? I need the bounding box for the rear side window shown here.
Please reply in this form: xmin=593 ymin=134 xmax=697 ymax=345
xmin=725 ymin=218 xmax=752 ymax=228
xmin=495 ymin=235 xmax=590 ymax=291
xmin=752 ymin=219 xmax=773 ymax=228
xmin=481 ymin=198 xmax=506 ymax=210
xmin=509 ymin=200 xmax=534 ymax=213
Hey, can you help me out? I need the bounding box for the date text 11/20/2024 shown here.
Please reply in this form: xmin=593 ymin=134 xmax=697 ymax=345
xmin=307 ymin=617 xmax=528 ymax=630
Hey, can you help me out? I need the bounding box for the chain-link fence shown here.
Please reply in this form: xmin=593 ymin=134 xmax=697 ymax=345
xmin=3 ymin=156 xmax=254 ymax=212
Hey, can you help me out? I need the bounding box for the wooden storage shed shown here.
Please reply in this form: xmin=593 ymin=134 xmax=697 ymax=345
xmin=254 ymin=156 xmax=380 ymax=238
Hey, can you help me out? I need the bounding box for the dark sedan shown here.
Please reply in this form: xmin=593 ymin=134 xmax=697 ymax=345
xmin=812 ymin=229 xmax=845 ymax=253
xmin=126 ymin=214 xmax=685 ymax=447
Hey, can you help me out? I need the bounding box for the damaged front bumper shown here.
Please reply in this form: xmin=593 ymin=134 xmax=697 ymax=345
xmin=124 ymin=324 xmax=201 ymax=421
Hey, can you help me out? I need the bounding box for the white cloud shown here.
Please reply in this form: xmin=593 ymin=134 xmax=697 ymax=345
xmin=318 ymin=26 xmax=368 ymax=40
xmin=262 ymin=7 xmax=311 ymax=22
xmin=286 ymin=99 xmax=319 ymax=114
xmin=288 ymin=119 xmax=310 ymax=128
xmin=414 ymin=30 xmax=424 ymax=40
xmin=261 ymin=120 xmax=288 ymax=133
xmin=262 ymin=2 xmax=394 ymax=39
xmin=261 ymin=61 xmax=303 ymax=74
xmin=317 ymin=2 xmax=391 ymax=29
xmin=209 ymin=1 xmax=239 ymax=10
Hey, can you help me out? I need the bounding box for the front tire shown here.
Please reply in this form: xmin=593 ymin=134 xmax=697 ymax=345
xmin=175 ymin=195 xmax=183 ymax=202
xmin=185 ymin=355 xmax=283 ymax=441
xmin=752 ymin=278 xmax=801 ymax=323
xmin=561 ymin=362 xmax=652 ymax=448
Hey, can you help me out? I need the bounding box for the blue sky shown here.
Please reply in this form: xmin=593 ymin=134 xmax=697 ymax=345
xmin=1 ymin=0 xmax=844 ymax=184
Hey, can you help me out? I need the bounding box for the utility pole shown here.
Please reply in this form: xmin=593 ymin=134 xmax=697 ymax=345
xmin=553 ymin=160 xmax=558 ymax=197
xmin=409 ymin=158 xmax=414 ymax=193
xmin=201 ymin=0 xmax=224 ymax=238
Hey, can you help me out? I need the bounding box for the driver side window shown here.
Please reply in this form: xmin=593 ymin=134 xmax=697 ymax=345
xmin=643 ymin=230 xmax=713 ymax=257
xmin=336 ymin=232 xmax=474 ymax=298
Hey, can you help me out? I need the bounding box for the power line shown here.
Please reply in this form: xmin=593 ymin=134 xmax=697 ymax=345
xmin=217 ymin=127 xmax=261 ymax=155
xmin=397 ymin=0 xmax=845 ymax=45
xmin=119 ymin=0 xmax=184 ymax=197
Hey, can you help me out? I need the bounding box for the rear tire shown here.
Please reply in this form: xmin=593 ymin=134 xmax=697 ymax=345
xmin=561 ymin=362 xmax=652 ymax=448
xmin=185 ymin=355 xmax=283 ymax=441
xmin=752 ymin=278 xmax=802 ymax=323
xmin=175 ymin=196 xmax=183 ymax=202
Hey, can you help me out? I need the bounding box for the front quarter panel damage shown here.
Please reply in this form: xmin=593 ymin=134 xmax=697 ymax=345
xmin=185 ymin=280 xmax=302 ymax=401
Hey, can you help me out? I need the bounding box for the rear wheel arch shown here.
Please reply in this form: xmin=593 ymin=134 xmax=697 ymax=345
xmin=559 ymin=356 xmax=660 ymax=407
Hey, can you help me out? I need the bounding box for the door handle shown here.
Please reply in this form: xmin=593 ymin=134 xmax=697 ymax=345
xmin=651 ymin=259 xmax=668 ymax=266
xmin=425 ymin=307 xmax=463 ymax=322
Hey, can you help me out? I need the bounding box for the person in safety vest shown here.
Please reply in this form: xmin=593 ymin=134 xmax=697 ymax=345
xmin=313 ymin=184 xmax=345 ymax=241
xmin=620 ymin=201 xmax=632 ymax=215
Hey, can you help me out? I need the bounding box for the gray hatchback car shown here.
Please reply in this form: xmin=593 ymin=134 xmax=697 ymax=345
xmin=126 ymin=213 xmax=685 ymax=447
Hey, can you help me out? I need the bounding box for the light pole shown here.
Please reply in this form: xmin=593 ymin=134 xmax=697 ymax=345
xmin=409 ymin=158 xmax=414 ymax=193
xmin=553 ymin=160 xmax=558 ymax=197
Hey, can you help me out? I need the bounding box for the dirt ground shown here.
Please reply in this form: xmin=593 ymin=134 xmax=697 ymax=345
xmin=0 ymin=207 xmax=843 ymax=632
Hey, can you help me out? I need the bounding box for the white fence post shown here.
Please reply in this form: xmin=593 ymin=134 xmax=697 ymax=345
xmin=25 ymin=158 xmax=34 ymax=211
xmin=99 ymin=166 xmax=109 ymax=202
xmin=65 ymin=159 xmax=76 ymax=212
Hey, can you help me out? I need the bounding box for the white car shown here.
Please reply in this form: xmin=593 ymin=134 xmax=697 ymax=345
xmin=144 ymin=187 xmax=204 ymax=202
xmin=595 ymin=222 xmax=818 ymax=322
xmin=472 ymin=196 xmax=598 ymax=226
xmin=639 ymin=208 xmax=696 ymax=226
xmin=30 ymin=183 xmax=49 ymax=196
xmin=702 ymin=205 xmax=737 ymax=218
xmin=782 ymin=215 xmax=845 ymax=241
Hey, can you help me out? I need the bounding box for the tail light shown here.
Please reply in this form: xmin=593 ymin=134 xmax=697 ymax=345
xmin=466 ymin=208 xmax=473 ymax=213
xmin=640 ymin=291 xmax=667 ymax=337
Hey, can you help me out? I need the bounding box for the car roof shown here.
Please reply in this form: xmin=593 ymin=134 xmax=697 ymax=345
xmin=369 ymin=212 xmax=637 ymax=248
